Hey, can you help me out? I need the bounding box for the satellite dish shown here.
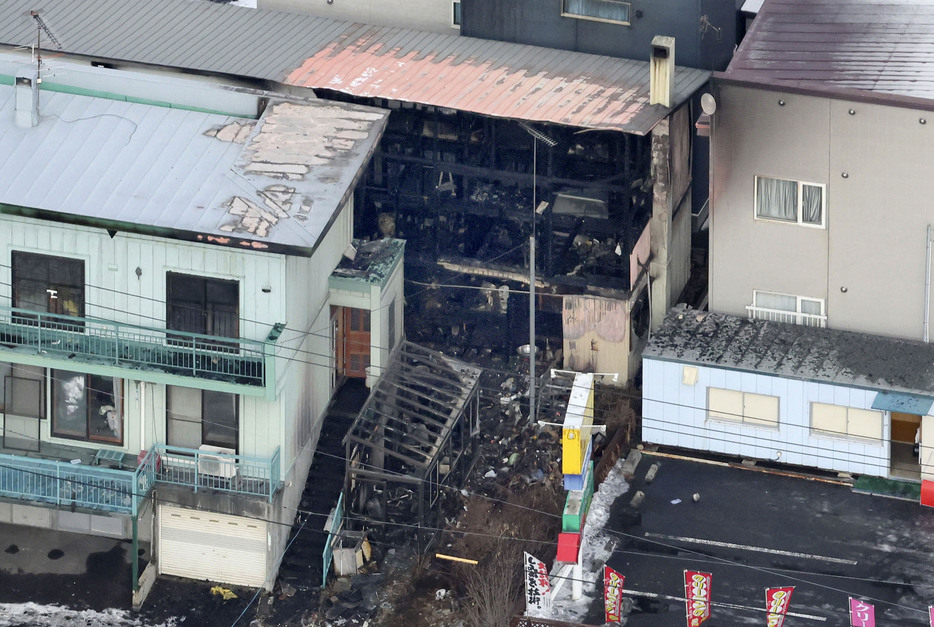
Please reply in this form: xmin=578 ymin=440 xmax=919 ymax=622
xmin=700 ymin=93 xmax=718 ymax=115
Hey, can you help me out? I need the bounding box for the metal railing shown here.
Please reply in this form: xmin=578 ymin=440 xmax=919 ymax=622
xmin=0 ymin=305 xmax=272 ymax=388
xmin=745 ymin=305 xmax=827 ymax=328
xmin=148 ymin=444 xmax=281 ymax=502
xmin=0 ymin=454 xmax=142 ymax=516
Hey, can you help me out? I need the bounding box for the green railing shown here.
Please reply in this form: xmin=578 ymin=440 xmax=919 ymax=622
xmin=0 ymin=453 xmax=145 ymax=516
xmin=0 ymin=306 xmax=282 ymax=396
xmin=0 ymin=445 xmax=280 ymax=516
xmin=147 ymin=444 xmax=281 ymax=502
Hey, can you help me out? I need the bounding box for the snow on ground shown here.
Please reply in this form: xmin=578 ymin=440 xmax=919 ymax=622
xmin=0 ymin=604 xmax=178 ymax=627
xmin=543 ymin=456 xmax=631 ymax=624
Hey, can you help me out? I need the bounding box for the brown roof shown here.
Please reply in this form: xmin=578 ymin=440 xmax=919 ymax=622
xmin=720 ymin=0 xmax=934 ymax=102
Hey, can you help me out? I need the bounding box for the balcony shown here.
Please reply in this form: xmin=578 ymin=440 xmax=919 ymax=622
xmin=141 ymin=445 xmax=281 ymax=502
xmin=0 ymin=306 xmax=284 ymax=398
xmin=746 ymin=305 xmax=827 ymax=328
xmin=0 ymin=445 xmax=281 ymax=517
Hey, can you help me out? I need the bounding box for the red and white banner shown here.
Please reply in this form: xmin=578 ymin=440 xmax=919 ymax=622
xmin=603 ymin=565 xmax=625 ymax=623
xmin=684 ymin=570 xmax=712 ymax=627
xmin=765 ymin=587 xmax=794 ymax=627
xmin=849 ymin=598 xmax=875 ymax=627
xmin=524 ymin=552 xmax=551 ymax=614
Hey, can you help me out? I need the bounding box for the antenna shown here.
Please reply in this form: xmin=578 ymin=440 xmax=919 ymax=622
xmin=28 ymin=10 xmax=63 ymax=114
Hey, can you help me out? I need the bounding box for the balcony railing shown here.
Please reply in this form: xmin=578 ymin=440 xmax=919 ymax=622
xmin=0 ymin=445 xmax=281 ymax=516
xmin=746 ymin=306 xmax=827 ymax=328
xmin=146 ymin=444 xmax=281 ymax=502
xmin=0 ymin=306 xmax=283 ymax=398
xmin=0 ymin=453 xmax=148 ymax=516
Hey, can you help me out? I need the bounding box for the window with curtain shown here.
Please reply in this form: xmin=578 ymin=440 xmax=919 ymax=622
xmin=755 ymin=176 xmax=824 ymax=227
xmin=51 ymin=370 xmax=123 ymax=444
xmin=811 ymin=403 xmax=882 ymax=442
xmin=562 ymin=0 xmax=631 ymax=24
xmin=751 ymin=291 xmax=825 ymax=326
xmin=708 ymin=387 xmax=779 ymax=427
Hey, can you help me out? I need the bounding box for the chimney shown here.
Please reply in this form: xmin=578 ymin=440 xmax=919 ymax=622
xmin=650 ymin=36 xmax=675 ymax=107
xmin=14 ymin=68 xmax=39 ymax=128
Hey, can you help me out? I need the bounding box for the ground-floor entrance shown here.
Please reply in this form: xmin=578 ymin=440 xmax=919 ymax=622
xmin=158 ymin=505 xmax=267 ymax=588
xmin=890 ymin=411 xmax=922 ymax=481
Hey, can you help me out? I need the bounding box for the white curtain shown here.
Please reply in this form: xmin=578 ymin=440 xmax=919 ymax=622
xmin=756 ymin=177 xmax=797 ymax=221
xmin=801 ymin=184 xmax=822 ymax=224
xmin=564 ymin=0 xmax=629 ymax=21
xmin=754 ymin=291 xmax=796 ymax=312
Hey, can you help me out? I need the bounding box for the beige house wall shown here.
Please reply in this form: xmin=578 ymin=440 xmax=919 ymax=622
xmin=709 ymin=83 xmax=934 ymax=340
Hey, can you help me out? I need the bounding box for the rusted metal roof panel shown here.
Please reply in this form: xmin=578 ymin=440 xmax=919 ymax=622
xmin=0 ymin=0 xmax=707 ymax=133
xmin=723 ymin=0 xmax=934 ymax=101
xmin=286 ymin=30 xmax=709 ymax=133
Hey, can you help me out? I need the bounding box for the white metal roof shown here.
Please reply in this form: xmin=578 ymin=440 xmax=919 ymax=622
xmin=0 ymin=86 xmax=388 ymax=253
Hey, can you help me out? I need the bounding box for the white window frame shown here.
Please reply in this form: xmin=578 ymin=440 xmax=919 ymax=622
xmin=707 ymin=387 xmax=780 ymax=429
xmin=810 ymin=402 xmax=883 ymax=442
xmin=749 ymin=290 xmax=826 ymax=327
xmin=754 ymin=175 xmax=826 ymax=228
xmin=452 ymin=0 xmax=461 ymax=27
xmin=561 ymin=0 xmax=631 ymax=25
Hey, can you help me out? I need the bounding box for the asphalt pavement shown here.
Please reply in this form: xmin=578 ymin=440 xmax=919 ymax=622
xmin=604 ymin=452 xmax=934 ymax=626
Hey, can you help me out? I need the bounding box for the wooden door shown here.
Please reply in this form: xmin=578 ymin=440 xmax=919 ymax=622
xmin=340 ymin=307 xmax=371 ymax=378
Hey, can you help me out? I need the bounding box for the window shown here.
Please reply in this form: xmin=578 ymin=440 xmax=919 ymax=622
xmin=51 ymin=370 xmax=123 ymax=444
xmin=750 ymin=291 xmax=825 ymax=327
xmin=707 ymin=387 xmax=779 ymax=427
xmin=2 ymin=365 xmax=44 ymax=451
xmin=12 ymin=251 xmax=85 ymax=327
xmin=452 ymin=0 xmax=461 ymax=26
xmin=562 ymin=0 xmax=631 ymax=24
xmin=811 ymin=403 xmax=882 ymax=442
xmin=167 ymin=386 xmax=239 ymax=452
xmin=755 ymin=176 xmax=825 ymax=227
xmin=166 ymin=273 xmax=239 ymax=344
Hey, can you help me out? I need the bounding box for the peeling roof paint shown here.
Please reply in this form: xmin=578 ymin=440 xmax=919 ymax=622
xmin=0 ymin=89 xmax=388 ymax=252
xmin=645 ymin=308 xmax=934 ymax=398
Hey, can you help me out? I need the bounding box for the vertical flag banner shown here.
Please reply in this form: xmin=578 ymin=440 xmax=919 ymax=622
xmin=929 ymin=605 xmax=934 ymax=627
xmin=849 ymin=598 xmax=875 ymax=627
xmin=765 ymin=586 xmax=794 ymax=627
xmin=524 ymin=552 xmax=551 ymax=614
xmin=684 ymin=570 xmax=713 ymax=627
xmin=604 ymin=565 xmax=625 ymax=623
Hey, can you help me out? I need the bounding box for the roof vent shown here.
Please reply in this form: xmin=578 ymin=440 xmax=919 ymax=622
xmin=650 ymin=36 xmax=675 ymax=108
xmin=14 ymin=68 xmax=39 ymax=128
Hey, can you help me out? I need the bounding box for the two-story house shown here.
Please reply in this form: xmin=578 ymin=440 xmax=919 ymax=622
xmin=642 ymin=0 xmax=934 ymax=487
xmin=0 ymin=60 xmax=398 ymax=601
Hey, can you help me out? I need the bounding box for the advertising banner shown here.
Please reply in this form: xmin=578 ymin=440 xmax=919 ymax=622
xmin=765 ymin=586 xmax=794 ymax=627
xmin=524 ymin=552 xmax=551 ymax=614
xmin=603 ymin=565 xmax=625 ymax=623
xmin=849 ymin=598 xmax=875 ymax=627
xmin=684 ymin=570 xmax=712 ymax=627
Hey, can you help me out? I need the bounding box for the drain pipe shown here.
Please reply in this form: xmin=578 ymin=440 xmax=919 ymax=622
xmin=925 ymin=225 xmax=933 ymax=342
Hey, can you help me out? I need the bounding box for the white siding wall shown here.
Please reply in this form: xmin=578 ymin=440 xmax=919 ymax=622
xmin=642 ymin=358 xmax=889 ymax=477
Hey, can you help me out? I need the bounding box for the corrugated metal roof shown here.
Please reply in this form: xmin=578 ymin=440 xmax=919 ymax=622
xmin=645 ymin=308 xmax=934 ymax=397
xmin=722 ymin=0 xmax=934 ymax=102
xmin=0 ymin=0 xmax=709 ymax=133
xmin=0 ymin=86 xmax=388 ymax=252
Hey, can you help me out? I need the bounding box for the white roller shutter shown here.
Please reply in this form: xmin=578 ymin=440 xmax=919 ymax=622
xmin=158 ymin=505 xmax=267 ymax=588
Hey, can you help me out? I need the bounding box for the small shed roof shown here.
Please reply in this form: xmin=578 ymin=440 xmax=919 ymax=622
xmin=645 ymin=308 xmax=934 ymax=398
xmin=0 ymin=86 xmax=387 ymax=253
xmin=0 ymin=0 xmax=709 ymax=133
xmin=720 ymin=0 xmax=934 ymax=103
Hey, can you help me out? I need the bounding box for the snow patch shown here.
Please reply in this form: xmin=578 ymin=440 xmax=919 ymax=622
xmin=0 ymin=603 xmax=179 ymax=627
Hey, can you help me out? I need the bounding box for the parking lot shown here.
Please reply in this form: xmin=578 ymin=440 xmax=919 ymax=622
xmin=601 ymin=452 xmax=934 ymax=626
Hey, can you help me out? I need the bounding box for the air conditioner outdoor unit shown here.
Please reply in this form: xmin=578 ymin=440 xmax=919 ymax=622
xmin=197 ymin=444 xmax=238 ymax=479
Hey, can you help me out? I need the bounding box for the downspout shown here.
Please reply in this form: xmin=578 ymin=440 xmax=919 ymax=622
xmin=925 ymin=225 xmax=933 ymax=342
